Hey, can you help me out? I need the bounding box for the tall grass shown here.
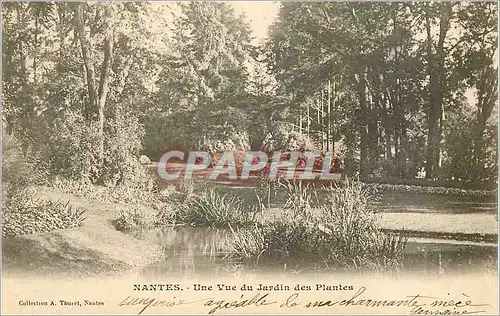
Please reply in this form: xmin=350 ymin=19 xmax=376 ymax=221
xmin=281 ymin=179 xmax=318 ymax=218
xmin=228 ymin=224 xmax=266 ymax=263
xmin=228 ymin=180 xmax=408 ymax=272
xmin=175 ymin=188 xmax=258 ymax=227
xmin=112 ymin=207 xmax=156 ymax=233
xmin=314 ymin=182 xmax=408 ymax=271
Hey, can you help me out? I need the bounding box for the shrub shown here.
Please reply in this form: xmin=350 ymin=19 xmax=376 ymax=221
xmin=2 ymin=195 xmax=87 ymax=237
xmin=228 ymin=216 xmax=316 ymax=265
xmin=197 ymin=131 xmax=251 ymax=156
xmin=204 ymin=137 xmax=251 ymax=153
xmin=112 ymin=207 xmax=155 ymax=233
xmin=44 ymin=109 xmax=153 ymax=192
xmin=172 ymin=179 xmax=198 ymax=198
xmin=153 ymin=180 xmax=203 ymax=226
xmin=45 ymin=111 xmax=98 ymax=182
xmin=370 ymin=231 xmax=408 ymax=271
xmin=2 ymin=132 xmax=86 ymax=238
xmin=362 ymin=182 xmax=495 ymax=197
xmin=2 ymin=133 xmax=47 ymax=201
xmin=155 ymin=203 xmax=178 ymax=227
xmin=313 ymin=182 xmax=407 ymax=271
xmin=228 ymin=225 xmax=266 ymax=262
xmin=142 ymin=113 xmax=181 ymax=160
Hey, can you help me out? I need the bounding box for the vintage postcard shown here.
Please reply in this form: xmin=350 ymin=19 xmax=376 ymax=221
xmin=1 ymin=1 xmax=498 ymax=315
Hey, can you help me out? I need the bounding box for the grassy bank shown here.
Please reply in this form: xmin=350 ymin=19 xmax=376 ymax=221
xmin=2 ymin=186 xmax=164 ymax=277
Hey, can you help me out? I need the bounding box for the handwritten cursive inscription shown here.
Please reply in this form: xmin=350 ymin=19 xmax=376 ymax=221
xmin=204 ymin=293 xmax=277 ymax=315
xmin=118 ymin=287 xmax=490 ymax=315
xmin=118 ymin=295 xmax=209 ymax=315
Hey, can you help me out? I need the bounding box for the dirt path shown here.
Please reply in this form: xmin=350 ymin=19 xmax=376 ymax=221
xmin=2 ymin=187 xmax=162 ymax=278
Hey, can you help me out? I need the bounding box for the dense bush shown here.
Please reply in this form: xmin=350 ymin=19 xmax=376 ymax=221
xmin=100 ymin=113 xmax=149 ymax=187
xmin=155 ymin=203 xmax=179 ymax=227
xmin=197 ymin=132 xmax=251 ymax=154
xmin=143 ymin=111 xmax=251 ymax=160
xmin=48 ymin=112 xmax=160 ymax=206
xmin=2 ymin=195 xmax=86 ymax=237
xmin=154 ymin=180 xmax=211 ymax=226
xmin=142 ymin=113 xmax=180 ymax=160
xmin=45 ymin=111 xmax=98 ymax=182
xmin=2 ymin=133 xmax=48 ymax=200
xmin=40 ymin=107 xmax=153 ymax=191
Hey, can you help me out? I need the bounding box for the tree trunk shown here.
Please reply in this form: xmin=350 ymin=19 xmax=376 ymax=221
xmin=16 ymin=6 xmax=28 ymax=82
xmin=97 ymin=26 xmax=114 ymax=164
xmin=33 ymin=10 xmax=38 ymax=84
xmin=472 ymin=65 xmax=497 ymax=183
xmin=327 ymin=79 xmax=331 ymax=151
xmin=424 ymin=3 xmax=452 ymax=180
xmin=74 ymin=3 xmax=114 ymax=179
xmin=320 ymin=88 xmax=325 ymax=150
xmin=365 ymin=67 xmax=380 ymax=176
xmin=58 ymin=4 xmax=66 ymax=59
xmin=74 ymin=3 xmax=97 ymax=119
xmin=331 ymin=77 xmax=336 ymax=152
xmin=355 ymin=69 xmax=369 ymax=179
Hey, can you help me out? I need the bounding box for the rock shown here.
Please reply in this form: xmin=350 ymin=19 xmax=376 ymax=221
xmin=139 ymin=155 xmax=151 ymax=165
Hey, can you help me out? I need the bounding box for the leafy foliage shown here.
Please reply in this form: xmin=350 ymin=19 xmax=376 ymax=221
xmin=45 ymin=111 xmax=98 ymax=181
xmin=265 ymin=2 xmax=497 ymax=186
xmin=262 ymin=128 xmax=317 ymax=152
xmin=2 ymin=133 xmax=47 ymax=201
xmin=3 ymin=195 xmax=87 ymax=237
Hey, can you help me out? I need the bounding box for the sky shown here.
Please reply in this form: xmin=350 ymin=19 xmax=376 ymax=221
xmin=150 ymin=2 xmax=280 ymax=46
xmin=229 ymin=1 xmax=280 ymax=43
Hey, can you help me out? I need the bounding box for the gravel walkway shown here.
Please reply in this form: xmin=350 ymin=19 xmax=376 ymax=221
xmin=378 ymin=212 xmax=498 ymax=236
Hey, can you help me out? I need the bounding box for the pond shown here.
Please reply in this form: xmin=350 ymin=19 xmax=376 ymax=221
xmin=138 ymin=226 xmax=497 ymax=279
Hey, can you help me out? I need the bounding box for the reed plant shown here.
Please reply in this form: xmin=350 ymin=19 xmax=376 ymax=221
xmin=228 ymin=179 xmax=408 ymax=272
xmin=177 ymin=187 xmax=258 ymax=227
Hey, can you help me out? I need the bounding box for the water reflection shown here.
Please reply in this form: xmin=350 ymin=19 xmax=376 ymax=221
xmin=404 ymin=241 xmax=497 ymax=276
xmin=140 ymin=226 xmax=235 ymax=278
xmin=140 ymin=226 xmax=497 ymax=278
